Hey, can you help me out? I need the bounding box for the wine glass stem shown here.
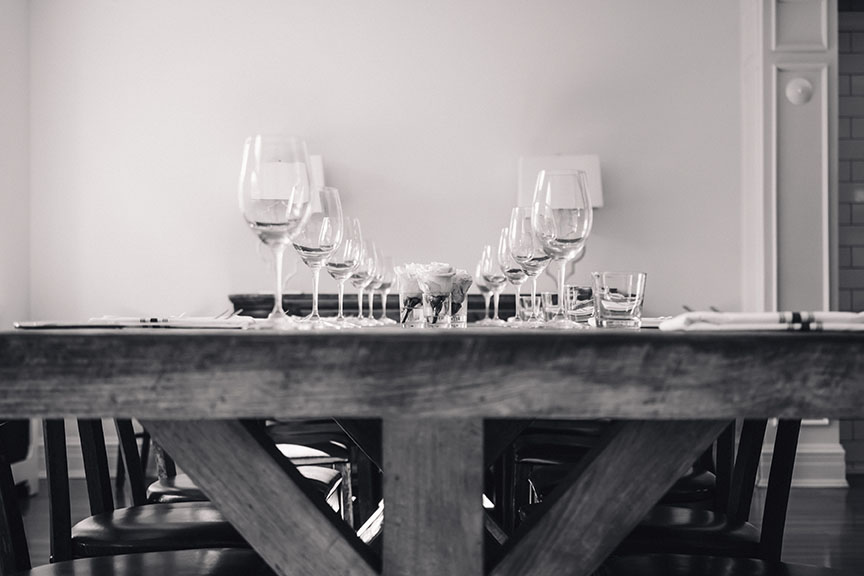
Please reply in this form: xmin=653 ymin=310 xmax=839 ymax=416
xmin=531 ymin=276 xmax=538 ymax=319
xmin=357 ymin=288 xmax=364 ymax=318
xmin=310 ymin=266 xmax=321 ymax=320
xmin=337 ymin=280 xmax=345 ymax=319
xmin=483 ymin=294 xmax=491 ymax=320
xmin=515 ymin=285 xmax=522 ymax=318
xmin=271 ymin=243 xmax=287 ymax=319
xmin=368 ymin=291 xmax=374 ymax=319
xmin=557 ymin=259 xmax=568 ymax=320
xmin=493 ymin=291 xmax=500 ymax=320
xmin=381 ymin=292 xmax=388 ymax=319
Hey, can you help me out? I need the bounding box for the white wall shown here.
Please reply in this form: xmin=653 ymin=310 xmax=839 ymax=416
xmin=0 ymin=0 xmax=30 ymax=328
xmin=29 ymin=1 xmax=741 ymax=320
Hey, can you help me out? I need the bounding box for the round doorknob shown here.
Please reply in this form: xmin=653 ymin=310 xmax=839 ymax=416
xmin=785 ymin=78 xmax=813 ymax=105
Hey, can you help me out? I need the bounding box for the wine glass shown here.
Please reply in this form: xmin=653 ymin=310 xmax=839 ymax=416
xmin=350 ymin=240 xmax=379 ymax=327
xmin=292 ymin=187 xmax=343 ymax=329
xmin=377 ymin=257 xmax=397 ymax=325
xmin=474 ymin=259 xmax=493 ymax=326
xmin=532 ymin=169 xmax=593 ymax=329
xmin=479 ymin=244 xmax=507 ymax=326
xmin=498 ymin=227 xmax=528 ymax=324
xmin=325 ymin=216 xmax=362 ymax=329
xmin=239 ymin=134 xmax=312 ymax=329
xmin=508 ymin=206 xmax=551 ymax=327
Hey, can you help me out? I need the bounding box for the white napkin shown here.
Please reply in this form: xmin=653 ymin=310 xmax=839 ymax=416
xmin=659 ymin=311 xmax=864 ymax=332
xmin=87 ymin=316 xmax=254 ymax=329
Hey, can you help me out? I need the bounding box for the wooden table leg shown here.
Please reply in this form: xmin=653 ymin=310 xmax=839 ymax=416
xmin=382 ymin=417 xmax=484 ymax=576
xmin=491 ymin=420 xmax=728 ymax=576
xmin=143 ymin=419 xmax=377 ymax=576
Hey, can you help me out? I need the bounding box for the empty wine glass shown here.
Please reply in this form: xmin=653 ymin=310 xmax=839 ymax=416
xmin=474 ymin=259 xmax=493 ymax=326
xmin=292 ymin=186 xmax=343 ymax=329
xmin=350 ymin=240 xmax=379 ymax=327
xmin=364 ymin=243 xmax=384 ymax=325
xmin=239 ymin=134 xmax=312 ymax=329
xmin=479 ymin=244 xmax=507 ymax=326
xmin=532 ymin=169 xmax=593 ymax=329
xmin=377 ymin=257 xmax=397 ymax=325
xmin=498 ymin=227 xmax=528 ymax=325
xmin=508 ymin=206 xmax=551 ymax=327
xmin=326 ymin=216 xmax=362 ymax=328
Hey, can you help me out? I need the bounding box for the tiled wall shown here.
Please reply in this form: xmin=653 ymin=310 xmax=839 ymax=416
xmin=839 ymin=23 xmax=864 ymax=474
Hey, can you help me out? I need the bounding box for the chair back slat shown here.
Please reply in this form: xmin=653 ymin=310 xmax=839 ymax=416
xmin=726 ymin=419 xmax=768 ymax=525
xmin=758 ymin=418 xmax=802 ymax=561
xmin=114 ymin=419 xmax=148 ymax=505
xmin=0 ymin=422 xmax=31 ymax=574
xmin=77 ymin=419 xmax=114 ymax=515
xmin=713 ymin=420 xmax=736 ymax=514
xmin=42 ymin=419 xmax=74 ymax=563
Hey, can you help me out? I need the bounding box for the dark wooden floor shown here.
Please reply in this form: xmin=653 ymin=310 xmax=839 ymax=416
xmin=17 ymin=478 xmax=864 ymax=571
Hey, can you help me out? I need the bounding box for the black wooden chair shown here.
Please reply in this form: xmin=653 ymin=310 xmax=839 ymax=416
xmin=0 ymin=421 xmax=275 ymax=576
xmin=616 ymin=419 xmax=802 ymax=561
xmin=42 ymin=419 xmax=250 ymax=561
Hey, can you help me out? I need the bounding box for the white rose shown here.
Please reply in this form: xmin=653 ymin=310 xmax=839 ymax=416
xmin=450 ymin=270 xmax=473 ymax=305
xmin=417 ymin=262 xmax=456 ymax=295
xmin=395 ymin=264 xmax=423 ymax=295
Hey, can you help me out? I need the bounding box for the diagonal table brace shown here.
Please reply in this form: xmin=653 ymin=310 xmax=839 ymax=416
xmin=492 ymin=420 xmax=728 ymax=576
xmin=143 ymin=419 xmax=377 ymax=576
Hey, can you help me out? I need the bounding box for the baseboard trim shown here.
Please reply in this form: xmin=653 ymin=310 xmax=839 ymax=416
xmin=759 ymin=443 xmax=849 ymax=488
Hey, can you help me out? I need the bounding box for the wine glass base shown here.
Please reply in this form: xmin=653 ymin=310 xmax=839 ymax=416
xmin=544 ymin=317 xmax=588 ymax=330
xmin=250 ymin=315 xmax=299 ymax=330
xmin=298 ymin=315 xmax=343 ymax=330
xmin=378 ymin=317 xmax=397 ymax=325
xmin=485 ymin=318 xmax=507 ymax=327
xmin=357 ymin=317 xmax=379 ymax=327
xmin=473 ymin=318 xmax=495 ymax=327
xmin=332 ymin=317 xmax=360 ymax=329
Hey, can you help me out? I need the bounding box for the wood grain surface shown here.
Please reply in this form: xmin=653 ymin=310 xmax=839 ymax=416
xmin=382 ymin=417 xmax=483 ymax=576
xmin=491 ymin=420 xmax=728 ymax=576
xmin=0 ymin=329 xmax=862 ymax=419
xmin=142 ymin=419 xmax=377 ymax=576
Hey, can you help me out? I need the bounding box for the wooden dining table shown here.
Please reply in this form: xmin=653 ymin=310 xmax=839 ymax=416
xmin=0 ymin=327 xmax=862 ymax=576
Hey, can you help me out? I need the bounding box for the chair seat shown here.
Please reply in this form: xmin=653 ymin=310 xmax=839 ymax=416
xmin=147 ymin=466 xmax=342 ymax=504
xmin=71 ymin=502 xmax=248 ymax=557
xmin=619 ymin=505 xmax=761 ymax=557
xmin=24 ymin=548 xmax=274 ymax=576
xmin=604 ymin=553 xmax=856 ymax=576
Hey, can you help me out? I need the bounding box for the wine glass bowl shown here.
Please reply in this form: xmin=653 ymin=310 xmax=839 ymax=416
xmin=239 ymin=134 xmax=312 ymax=328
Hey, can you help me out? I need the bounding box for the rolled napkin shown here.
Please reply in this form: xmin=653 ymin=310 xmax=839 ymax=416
xmin=659 ymin=311 xmax=864 ymax=332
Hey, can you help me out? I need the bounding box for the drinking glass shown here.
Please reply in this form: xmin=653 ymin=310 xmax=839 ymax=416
xmin=326 ymin=217 xmax=362 ymax=328
xmin=532 ymin=169 xmax=593 ymax=329
xmin=377 ymin=257 xmax=397 ymax=325
xmin=239 ymin=134 xmax=312 ymax=329
xmin=592 ymin=271 xmax=647 ymax=329
xmin=508 ymin=206 xmax=550 ymax=327
xmin=350 ymin=240 xmax=379 ymax=326
xmin=474 ymin=260 xmax=493 ymax=326
xmin=479 ymin=244 xmax=507 ymax=326
xmin=497 ymin=227 xmax=528 ymax=324
xmin=364 ymin=243 xmax=385 ymax=325
xmin=292 ymin=187 xmax=343 ymax=329
xmin=564 ymin=284 xmax=594 ymax=324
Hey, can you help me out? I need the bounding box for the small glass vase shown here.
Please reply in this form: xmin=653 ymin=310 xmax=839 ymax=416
xmin=422 ymin=292 xmax=452 ymax=328
xmin=450 ymin=295 xmax=468 ymax=328
xmin=399 ymin=291 xmax=425 ymax=328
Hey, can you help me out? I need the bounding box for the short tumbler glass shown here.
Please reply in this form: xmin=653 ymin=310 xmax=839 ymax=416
xmin=592 ymin=271 xmax=647 ymax=329
xmin=564 ymin=285 xmax=594 ymax=324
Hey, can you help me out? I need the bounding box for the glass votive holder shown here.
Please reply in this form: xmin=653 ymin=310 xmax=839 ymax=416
xmin=450 ymin=297 xmax=468 ymax=328
xmin=518 ymin=295 xmax=542 ymax=322
xmin=422 ymin=292 xmax=452 ymax=328
xmin=399 ymin=292 xmax=425 ymax=328
xmin=564 ymin=284 xmax=594 ymax=324
xmin=591 ymin=271 xmax=647 ymax=329
xmin=541 ymin=292 xmax=560 ymax=322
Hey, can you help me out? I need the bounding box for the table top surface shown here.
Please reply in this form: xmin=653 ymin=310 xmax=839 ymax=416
xmin=0 ymin=327 xmax=861 ymax=419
